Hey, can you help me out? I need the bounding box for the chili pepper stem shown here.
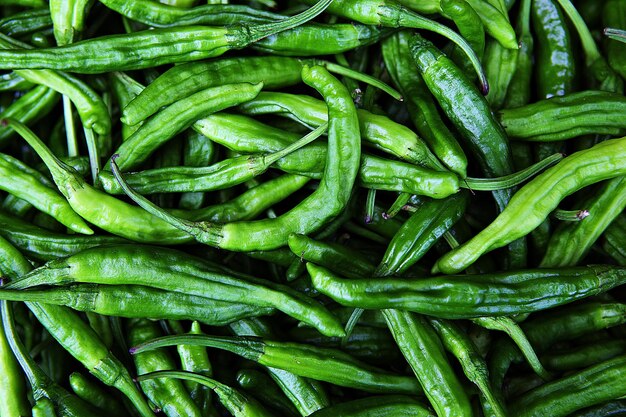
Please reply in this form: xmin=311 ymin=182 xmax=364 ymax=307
xmin=384 ymin=4 xmax=491 ymax=93
xmin=228 ymin=0 xmax=333 ymax=48
xmin=605 ymin=27 xmax=626 ymax=42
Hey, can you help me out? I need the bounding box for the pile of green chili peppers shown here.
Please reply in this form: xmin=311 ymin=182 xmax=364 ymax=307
xmin=0 ymin=0 xmax=625 ymax=416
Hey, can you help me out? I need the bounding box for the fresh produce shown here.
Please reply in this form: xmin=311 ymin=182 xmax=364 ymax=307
xmin=0 ymin=1 xmax=624 ymax=416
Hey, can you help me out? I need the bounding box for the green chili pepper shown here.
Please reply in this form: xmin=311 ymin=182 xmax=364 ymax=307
xmin=409 ymin=32 xmax=527 ymax=267
xmin=503 ymin=0 xmax=534 ymax=108
xmin=109 ymin=82 xmax=263 ymax=172
xmin=309 ymin=395 xmax=435 ymax=417
xmin=99 ymin=123 xmax=326 ymax=193
xmin=376 ymin=192 xmax=468 ymax=276
xmin=100 ymin=0 xmax=285 ymax=27
xmin=309 ymin=263 xmax=626 ymax=318
xmin=112 ymin=65 xmax=361 ymax=252
xmin=193 ymin=113 xmax=460 ymax=198
xmin=288 ymin=233 xmax=377 ymax=279
xmin=0 ymin=34 xmax=113 ymax=149
xmin=123 ymin=56 xmax=301 ymax=125
xmin=382 ymin=31 xmax=468 ymax=177
xmin=178 ymin=130 xmax=216 ymax=210
xmin=0 ymin=85 xmax=59 ymax=147
xmin=300 ymin=0 xmax=488 ymax=89
xmin=0 ymin=0 xmax=333 ymax=73
xmin=554 ymin=0 xmax=623 ymax=93
xmin=434 ymin=137 xmax=626 ymax=273
xmin=542 ymin=176 xmax=626 ymax=267
xmin=0 ymin=8 xmax=52 ymax=37
xmin=230 ymin=318 xmax=331 ymax=416
xmin=510 ymin=355 xmax=626 ymax=417
xmin=0 ymin=152 xmax=93 ymax=234
xmin=69 ymin=372 xmax=127 ymax=416
xmin=127 ymin=319 xmax=203 ymax=417
xmin=464 ymin=0 xmax=518 ymax=49
xmin=168 ymin=321 xmax=216 ymax=416
xmin=289 ymin=323 xmax=402 ymax=365
xmin=5 ymin=118 xmax=192 ymax=243
xmin=131 ymin=334 xmax=422 ymax=395
xmin=238 ymin=92 xmax=443 ymax=169
xmin=253 ymin=23 xmax=390 ymax=56
xmin=428 ymin=318 xmax=507 ymax=417
xmin=473 ymin=316 xmax=550 ymax=380
xmin=0 ymin=283 xmax=275 ymax=325
xmin=0 ymin=208 xmax=122 ymax=261
xmin=50 ymin=0 xmax=93 ymax=45
xmin=236 ymin=369 xmax=300 ymax=417
xmin=532 ymin=0 xmax=576 ymax=98
xmin=27 ymin=302 xmax=156 ymax=417
xmin=138 ymin=370 xmax=274 ymax=417
xmin=179 ymin=173 xmax=311 ymax=223
xmin=0 ymin=300 xmax=108 ymax=417
xmin=6 ymin=244 xmax=345 ymax=337
xmin=442 ymin=0 xmax=486 ymax=79
xmin=541 ymin=339 xmax=626 ymax=371
xmin=109 ymin=71 xmax=144 ymax=141
xmin=482 ymin=38 xmax=519 ymax=110
xmin=382 ymin=310 xmax=473 ymax=416
xmin=489 ymin=302 xmax=626 ymax=388
xmin=122 ymin=56 xmax=399 ymax=127
xmin=397 ymin=0 xmax=443 ymax=13
xmin=408 ymin=33 xmax=514 ymax=194
xmin=501 ymin=91 xmax=626 ymax=141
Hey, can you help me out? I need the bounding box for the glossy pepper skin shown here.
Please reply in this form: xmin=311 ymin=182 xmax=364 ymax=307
xmin=123 ymin=56 xmax=306 ymax=125
xmin=0 ymin=284 xmax=275 ymax=326
xmin=6 ymin=244 xmax=345 ymax=337
xmin=510 ymin=355 xmax=626 ymax=417
xmin=99 ymin=0 xmax=285 ymax=27
xmin=237 ymin=91 xmax=443 ymax=169
xmin=409 ymin=34 xmax=514 ymax=192
xmin=498 ymin=91 xmax=626 ymax=141
xmin=382 ymin=31 xmax=468 ymax=177
xmin=231 ymin=317 xmax=331 ymax=416
xmin=376 ymin=192 xmax=468 ymax=276
xmin=0 ymin=152 xmax=92 ymax=234
xmin=532 ymin=0 xmax=576 ymax=99
xmin=107 ymin=82 xmax=263 ymax=172
xmin=382 ymin=310 xmax=474 ymax=417
xmin=0 ymin=85 xmax=59 ymax=147
xmin=131 ymin=334 xmax=422 ymax=395
xmin=113 ymin=65 xmax=362 ymax=252
xmin=253 ymin=23 xmax=388 ymax=56
xmin=0 ymin=236 xmax=155 ymax=417
xmin=541 ymin=176 xmax=626 ymax=267
xmin=309 ymin=395 xmax=434 ymax=416
xmin=434 ymin=137 xmax=626 ymax=274
xmin=127 ymin=319 xmax=203 ymax=417
xmin=489 ymin=302 xmax=626 ymax=389
xmin=193 ymin=113 xmax=460 ymax=198
xmin=0 ymin=0 xmax=332 ymax=73
xmin=308 ymin=263 xmax=626 ymax=318
xmin=409 ymin=32 xmax=526 ymax=269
